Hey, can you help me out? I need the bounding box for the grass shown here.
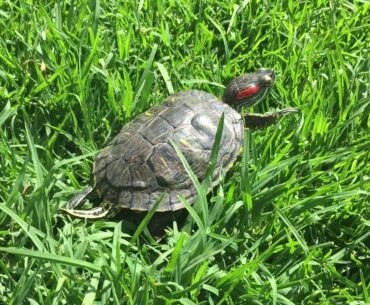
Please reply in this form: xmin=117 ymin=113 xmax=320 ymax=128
xmin=0 ymin=0 xmax=369 ymax=304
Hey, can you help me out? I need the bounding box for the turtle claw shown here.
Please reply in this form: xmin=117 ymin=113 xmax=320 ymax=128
xmin=278 ymin=108 xmax=300 ymax=116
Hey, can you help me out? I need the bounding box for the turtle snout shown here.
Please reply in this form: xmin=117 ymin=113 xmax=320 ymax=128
xmin=262 ymin=69 xmax=275 ymax=85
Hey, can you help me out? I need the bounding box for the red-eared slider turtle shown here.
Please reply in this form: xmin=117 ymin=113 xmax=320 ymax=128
xmin=61 ymin=69 xmax=298 ymax=219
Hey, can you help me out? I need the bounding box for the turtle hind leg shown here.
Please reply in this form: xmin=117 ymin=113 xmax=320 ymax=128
xmin=67 ymin=186 xmax=97 ymax=209
xmin=59 ymin=186 xmax=112 ymax=219
xmin=59 ymin=202 xmax=113 ymax=219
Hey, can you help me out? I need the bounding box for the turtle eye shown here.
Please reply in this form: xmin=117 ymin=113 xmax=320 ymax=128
xmin=235 ymin=85 xmax=261 ymax=100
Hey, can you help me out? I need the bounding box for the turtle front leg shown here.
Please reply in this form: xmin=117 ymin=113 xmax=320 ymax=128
xmin=244 ymin=108 xmax=299 ymax=129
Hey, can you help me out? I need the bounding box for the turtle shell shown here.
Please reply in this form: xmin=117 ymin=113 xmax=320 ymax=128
xmin=92 ymin=90 xmax=243 ymax=212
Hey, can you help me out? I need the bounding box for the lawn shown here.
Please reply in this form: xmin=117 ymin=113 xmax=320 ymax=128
xmin=0 ymin=0 xmax=369 ymax=304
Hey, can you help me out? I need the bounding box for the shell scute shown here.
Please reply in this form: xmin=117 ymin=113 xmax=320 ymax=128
xmin=140 ymin=116 xmax=174 ymax=144
xmin=118 ymin=191 xmax=132 ymax=207
xmin=106 ymin=159 xmax=130 ymax=188
xmin=129 ymin=163 xmax=158 ymax=188
xmin=147 ymin=144 xmax=188 ymax=188
xmin=159 ymin=103 xmax=193 ymax=127
xmin=112 ymin=134 xmax=153 ymax=163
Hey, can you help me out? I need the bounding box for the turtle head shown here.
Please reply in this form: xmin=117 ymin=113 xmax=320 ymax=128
xmin=223 ymin=69 xmax=275 ymax=109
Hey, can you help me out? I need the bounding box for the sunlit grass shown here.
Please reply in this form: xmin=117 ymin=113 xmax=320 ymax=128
xmin=0 ymin=1 xmax=369 ymax=304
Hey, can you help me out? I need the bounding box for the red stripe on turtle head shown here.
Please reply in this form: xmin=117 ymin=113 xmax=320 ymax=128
xmin=235 ymin=85 xmax=261 ymax=100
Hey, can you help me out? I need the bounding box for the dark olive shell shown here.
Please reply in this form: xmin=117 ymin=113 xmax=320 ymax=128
xmin=92 ymin=90 xmax=243 ymax=212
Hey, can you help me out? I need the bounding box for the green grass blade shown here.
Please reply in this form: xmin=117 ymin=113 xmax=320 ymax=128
xmin=0 ymin=204 xmax=45 ymax=250
xmin=156 ymin=61 xmax=174 ymax=94
xmin=275 ymin=206 xmax=309 ymax=256
xmin=130 ymin=193 xmax=165 ymax=243
xmin=0 ymin=247 xmax=101 ymax=272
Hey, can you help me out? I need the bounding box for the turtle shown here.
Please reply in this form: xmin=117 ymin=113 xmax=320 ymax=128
xmin=61 ymin=69 xmax=298 ymax=219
